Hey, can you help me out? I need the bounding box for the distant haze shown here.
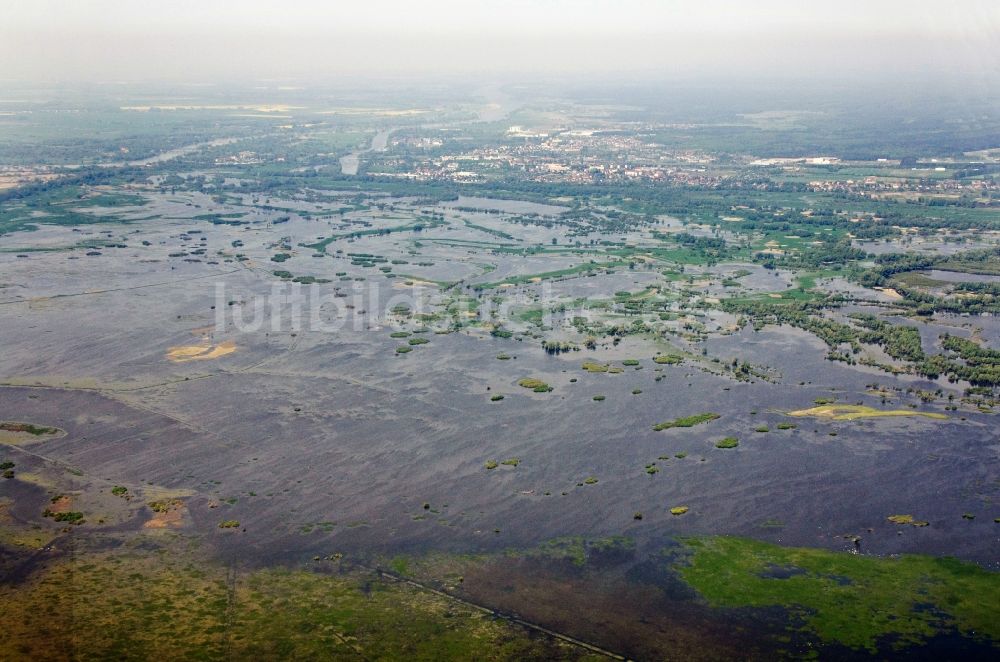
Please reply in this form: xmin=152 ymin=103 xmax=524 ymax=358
xmin=2 ymin=0 xmax=999 ymax=83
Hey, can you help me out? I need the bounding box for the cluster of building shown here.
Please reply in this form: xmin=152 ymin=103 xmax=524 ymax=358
xmin=370 ymin=127 xmax=721 ymax=185
xmin=214 ymin=151 xmax=263 ymax=166
xmin=803 ymin=174 xmax=999 ymax=201
xmin=362 ymin=127 xmax=997 ymax=205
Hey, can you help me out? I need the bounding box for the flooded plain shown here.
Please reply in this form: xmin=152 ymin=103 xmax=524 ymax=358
xmin=2 ymin=188 xmax=999 ymax=658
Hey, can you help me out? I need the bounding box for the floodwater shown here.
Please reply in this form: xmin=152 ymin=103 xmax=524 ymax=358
xmin=126 ymin=138 xmax=239 ymax=166
xmin=2 ymin=190 xmax=999 ymax=658
xmin=1 ymin=192 xmax=997 ymax=567
xmin=340 ymin=129 xmax=394 ymax=175
xmin=924 ymin=269 xmax=1000 ymax=284
xmin=441 ymin=195 xmax=570 ymax=216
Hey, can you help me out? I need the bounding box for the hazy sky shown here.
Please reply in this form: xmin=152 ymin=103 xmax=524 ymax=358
xmin=2 ymin=0 xmax=999 ymax=82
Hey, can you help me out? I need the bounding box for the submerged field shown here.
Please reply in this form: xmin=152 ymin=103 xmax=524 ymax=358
xmin=3 ymin=528 xmax=999 ymax=660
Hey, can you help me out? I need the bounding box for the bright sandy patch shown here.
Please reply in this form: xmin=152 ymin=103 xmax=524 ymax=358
xmin=121 ymin=104 xmax=301 ymax=113
xmin=144 ymin=500 xmax=187 ymax=529
xmin=875 ymin=287 xmax=903 ymax=299
xmin=317 ymin=107 xmax=428 ymax=116
xmin=48 ymin=495 xmax=73 ymax=514
xmin=166 ymin=340 xmax=236 ymax=363
xmin=788 ymin=405 xmax=946 ymax=421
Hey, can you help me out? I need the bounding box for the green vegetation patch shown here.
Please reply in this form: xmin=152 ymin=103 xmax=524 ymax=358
xmin=0 ymin=422 xmax=61 ymax=436
xmin=678 ymin=536 xmax=1000 ymax=651
xmin=653 ymin=412 xmax=720 ymax=431
xmin=714 ymin=437 xmax=739 ymax=449
xmin=147 ymin=499 xmax=180 ymax=513
xmin=517 ymin=378 xmax=553 ymax=392
xmin=653 ymin=354 xmax=684 ymax=365
xmin=42 ymin=509 xmax=84 ymax=524
xmin=887 ymin=514 xmax=929 ymax=527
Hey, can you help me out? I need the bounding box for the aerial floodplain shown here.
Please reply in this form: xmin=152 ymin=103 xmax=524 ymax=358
xmin=2 ymin=1 xmax=1000 ymax=660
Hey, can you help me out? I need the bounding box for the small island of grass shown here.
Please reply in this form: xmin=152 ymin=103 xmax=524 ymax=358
xmin=654 ymin=412 xmax=720 ymax=431
xmin=517 ymin=378 xmax=553 ymax=392
xmin=715 ymin=437 xmax=739 ymax=449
